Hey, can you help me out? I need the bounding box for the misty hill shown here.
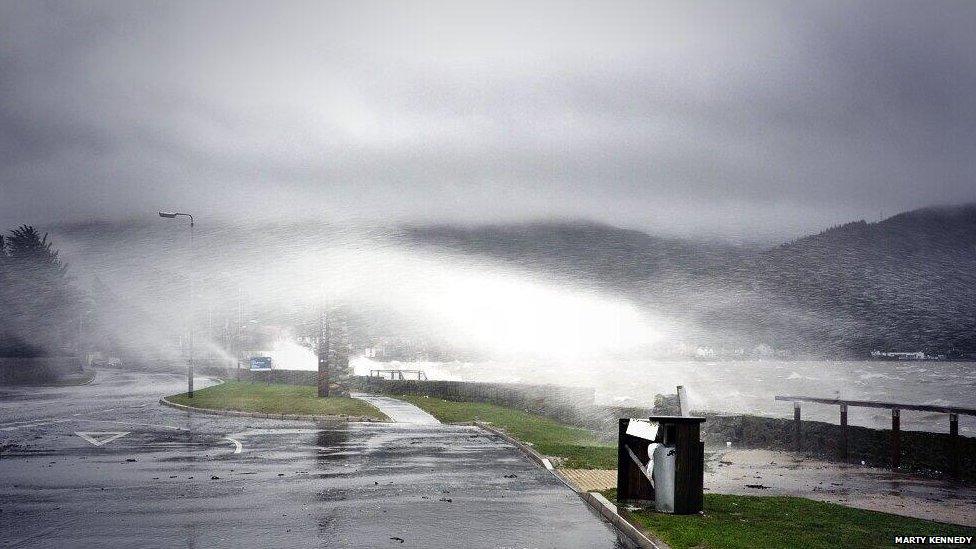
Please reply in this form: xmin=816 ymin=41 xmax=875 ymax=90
xmin=400 ymin=221 xmax=749 ymax=291
xmin=403 ymin=206 xmax=976 ymax=357
xmin=746 ymin=205 xmax=976 ymax=356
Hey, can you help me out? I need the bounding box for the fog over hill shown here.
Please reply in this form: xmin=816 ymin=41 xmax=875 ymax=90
xmin=404 ymin=204 xmax=976 ymax=357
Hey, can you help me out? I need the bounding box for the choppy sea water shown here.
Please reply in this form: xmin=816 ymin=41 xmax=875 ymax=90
xmin=351 ymin=358 xmax=976 ymax=435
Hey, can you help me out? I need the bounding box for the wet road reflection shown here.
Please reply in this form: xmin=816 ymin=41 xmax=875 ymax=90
xmin=0 ymin=369 xmax=622 ymax=548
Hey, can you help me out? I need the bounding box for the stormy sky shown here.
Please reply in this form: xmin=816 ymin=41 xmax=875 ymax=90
xmin=1 ymin=1 xmax=974 ymax=241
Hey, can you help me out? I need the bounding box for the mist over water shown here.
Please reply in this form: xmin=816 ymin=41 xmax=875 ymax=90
xmin=53 ymin=221 xmax=675 ymax=364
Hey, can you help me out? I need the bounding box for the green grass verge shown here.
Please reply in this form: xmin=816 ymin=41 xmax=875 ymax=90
xmin=397 ymin=395 xmax=615 ymax=469
xmin=167 ymin=381 xmax=388 ymax=421
xmin=600 ymin=490 xmax=976 ymax=549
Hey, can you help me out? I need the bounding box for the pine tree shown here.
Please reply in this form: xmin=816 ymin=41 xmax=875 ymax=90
xmin=0 ymin=226 xmax=79 ymax=356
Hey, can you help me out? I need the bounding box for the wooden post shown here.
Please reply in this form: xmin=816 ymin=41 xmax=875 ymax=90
xmin=677 ymin=385 xmax=690 ymax=417
xmin=949 ymin=413 xmax=959 ymax=479
xmin=840 ymin=403 xmax=848 ymax=461
xmin=794 ymin=401 xmax=802 ymax=452
xmin=891 ymin=408 xmax=900 ymax=470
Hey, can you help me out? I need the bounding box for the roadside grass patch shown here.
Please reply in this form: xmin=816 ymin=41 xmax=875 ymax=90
xmin=398 ymin=395 xmax=615 ymax=469
xmin=167 ymin=382 xmax=388 ymax=420
xmin=600 ymin=490 xmax=976 ymax=549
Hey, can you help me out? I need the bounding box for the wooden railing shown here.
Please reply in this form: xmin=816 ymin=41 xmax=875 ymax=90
xmin=774 ymin=395 xmax=975 ymax=477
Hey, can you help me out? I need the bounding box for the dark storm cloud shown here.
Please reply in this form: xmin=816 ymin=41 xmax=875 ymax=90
xmin=1 ymin=0 xmax=974 ymax=240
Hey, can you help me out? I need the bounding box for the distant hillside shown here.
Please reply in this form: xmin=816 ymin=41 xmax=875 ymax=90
xmin=745 ymin=205 xmax=976 ymax=356
xmin=400 ymin=221 xmax=747 ymax=291
xmin=403 ymin=205 xmax=976 ymax=358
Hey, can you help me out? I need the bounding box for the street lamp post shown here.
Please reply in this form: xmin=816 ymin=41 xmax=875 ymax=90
xmin=158 ymin=211 xmax=195 ymax=398
xmin=317 ymin=307 xmax=330 ymax=398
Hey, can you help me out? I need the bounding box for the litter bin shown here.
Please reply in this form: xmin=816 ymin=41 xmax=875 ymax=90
xmin=617 ymin=415 xmax=705 ymax=514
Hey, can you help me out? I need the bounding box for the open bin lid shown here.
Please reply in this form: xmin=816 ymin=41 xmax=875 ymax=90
xmin=647 ymin=416 xmax=705 ymax=423
xmin=646 ymin=416 xmax=706 ymax=423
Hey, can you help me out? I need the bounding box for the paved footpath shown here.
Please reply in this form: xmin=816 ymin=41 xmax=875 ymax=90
xmin=350 ymin=393 xmax=441 ymax=425
xmin=0 ymin=368 xmax=623 ymax=548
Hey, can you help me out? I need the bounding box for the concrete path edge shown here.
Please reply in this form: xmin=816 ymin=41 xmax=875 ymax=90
xmin=472 ymin=421 xmax=670 ymax=549
xmin=158 ymin=395 xmax=389 ymax=423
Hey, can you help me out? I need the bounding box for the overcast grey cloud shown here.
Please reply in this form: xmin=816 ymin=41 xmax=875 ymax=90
xmin=1 ymin=0 xmax=974 ymax=240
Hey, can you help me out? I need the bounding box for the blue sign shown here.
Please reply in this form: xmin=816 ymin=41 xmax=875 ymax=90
xmin=249 ymin=356 xmax=273 ymax=371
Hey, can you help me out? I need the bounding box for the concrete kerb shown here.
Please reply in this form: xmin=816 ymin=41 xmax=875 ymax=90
xmin=471 ymin=421 xmax=670 ymax=549
xmin=58 ymin=369 xmax=97 ymax=386
xmin=1 ymin=368 xmax=97 ymax=387
xmin=158 ymin=396 xmax=389 ymax=423
xmin=581 ymin=492 xmax=669 ymax=549
xmin=79 ymin=369 xmax=97 ymax=385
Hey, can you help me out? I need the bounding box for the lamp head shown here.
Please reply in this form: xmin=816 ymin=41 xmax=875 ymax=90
xmin=158 ymin=211 xmax=177 ymax=218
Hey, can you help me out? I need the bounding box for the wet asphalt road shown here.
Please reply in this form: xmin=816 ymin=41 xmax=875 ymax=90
xmin=0 ymin=369 xmax=622 ymax=548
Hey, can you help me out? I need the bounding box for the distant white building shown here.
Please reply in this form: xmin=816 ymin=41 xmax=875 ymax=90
xmin=695 ymin=347 xmax=716 ymax=358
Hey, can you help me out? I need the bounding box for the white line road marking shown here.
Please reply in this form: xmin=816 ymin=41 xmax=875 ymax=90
xmin=145 ymin=442 xmax=210 ymax=447
xmin=0 ymin=417 xmax=65 ymax=427
xmin=223 ymin=437 xmax=243 ymax=454
xmin=0 ymin=419 xmax=72 ymax=432
xmin=78 ymin=419 xmax=183 ymax=431
xmin=74 ymin=407 xmax=117 ymax=415
xmin=226 ymin=428 xmax=323 ymax=437
xmin=0 ymin=406 xmax=136 ymax=431
xmin=1 ymin=418 xmax=182 ymax=434
xmin=75 ymin=431 xmax=130 ymax=446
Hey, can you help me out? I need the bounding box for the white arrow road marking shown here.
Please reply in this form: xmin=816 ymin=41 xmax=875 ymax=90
xmin=75 ymin=431 xmax=130 ymax=447
xmin=223 ymin=437 xmax=243 ymax=454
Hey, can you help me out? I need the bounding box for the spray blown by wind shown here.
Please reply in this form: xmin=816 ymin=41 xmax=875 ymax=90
xmin=54 ymin=221 xmax=675 ymax=368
